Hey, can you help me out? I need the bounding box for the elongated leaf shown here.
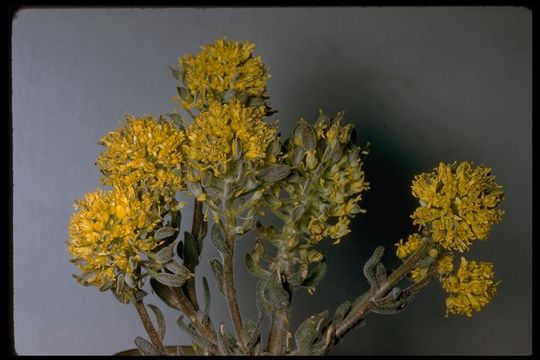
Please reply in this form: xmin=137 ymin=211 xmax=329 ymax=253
xmin=245 ymin=251 xmax=270 ymax=278
xmin=263 ymin=272 xmax=290 ymax=309
xmin=302 ymin=259 xmax=327 ymax=288
xmin=164 ymin=260 xmax=191 ymax=277
xmin=131 ymin=289 xmax=148 ymax=303
xmin=183 ymin=231 xmax=200 ymax=269
xmin=363 ymin=246 xmax=385 ymax=287
xmin=211 ymin=222 xmax=230 ymax=255
xmin=333 ymin=300 xmax=352 ymax=323
xmin=177 ymin=315 xmax=214 ymax=349
xmin=217 ymin=323 xmax=233 ymax=355
xmin=154 ymin=272 xmax=189 ymax=288
xmin=256 ymin=277 xmax=272 ymax=315
xmin=148 ymin=304 xmax=166 ymax=340
xmin=154 ymin=241 xmax=175 ymax=263
xmin=200 ymin=220 xmax=208 ymax=240
xmin=297 ymin=123 xmax=316 ymax=151
xmin=170 ymin=67 xmax=183 ymax=81
xmin=260 ymin=164 xmax=291 ymax=182
xmin=210 ymin=259 xmax=225 ymax=295
xmin=151 ymin=278 xmax=182 ymax=310
xmin=202 ymin=276 xmax=211 ymax=322
xmin=295 ymin=311 xmax=328 ymax=353
xmin=155 ymin=226 xmax=176 ymax=241
xmin=134 ymin=336 xmax=159 ymax=355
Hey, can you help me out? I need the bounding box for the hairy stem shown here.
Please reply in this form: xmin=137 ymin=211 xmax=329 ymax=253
xmin=182 ymin=199 xmax=204 ymax=310
xmin=222 ymin=243 xmax=247 ymax=352
xmin=133 ymin=300 xmax=166 ymax=355
xmin=267 ymin=308 xmax=290 ymax=354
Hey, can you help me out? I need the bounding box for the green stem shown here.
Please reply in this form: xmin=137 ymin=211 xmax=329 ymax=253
xmin=133 ymin=300 xmax=167 ymax=355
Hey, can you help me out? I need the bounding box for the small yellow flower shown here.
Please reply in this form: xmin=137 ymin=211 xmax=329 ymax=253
xmin=96 ymin=115 xmax=186 ymax=202
xmin=67 ymin=186 xmax=161 ymax=296
xmin=395 ymin=233 xmax=424 ymax=259
xmin=411 ymin=161 xmax=504 ymax=252
xmin=178 ymin=37 xmax=269 ymax=109
xmin=440 ymin=257 xmax=498 ymax=317
xmin=410 ymin=267 xmax=428 ymax=282
xmin=437 ymin=254 xmax=454 ymax=276
xmin=183 ymin=100 xmax=277 ymax=179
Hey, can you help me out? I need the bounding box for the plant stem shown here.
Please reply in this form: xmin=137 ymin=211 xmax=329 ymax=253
xmin=133 ymin=300 xmax=166 ymax=355
xmin=267 ymin=308 xmax=290 ymax=354
xmin=182 ymin=199 xmax=204 ymax=310
xmin=222 ymin=244 xmax=248 ymax=352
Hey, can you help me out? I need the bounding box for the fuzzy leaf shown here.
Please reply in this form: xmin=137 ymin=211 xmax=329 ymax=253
xmin=163 ymin=260 xmax=191 ymax=277
xmin=148 ymin=304 xmax=166 ymax=340
xmin=217 ymin=324 xmax=233 ymax=355
xmin=177 ymin=315 xmax=214 ymax=349
xmin=183 ymin=231 xmax=200 ymax=269
xmin=260 ymin=164 xmax=291 ymax=182
xmin=202 ymin=276 xmax=211 ymax=322
xmin=292 ymin=147 xmax=306 ymax=166
xmin=211 ymin=222 xmax=230 ymax=255
xmin=264 ymin=273 xmax=290 ymax=309
xmin=154 ymin=272 xmax=189 ymax=288
xmin=200 ymin=220 xmax=208 ymax=240
xmin=154 ymin=226 xmax=177 ymax=241
xmin=363 ymin=246 xmax=385 ymax=287
xmin=297 ymin=123 xmax=316 ymax=151
xmin=256 ymin=277 xmax=272 ymax=315
xmin=245 ymin=251 xmax=270 ymax=278
xmin=150 ymin=279 xmax=182 ymax=311
xmin=134 ymin=336 xmax=159 ymax=355
xmin=210 ymin=258 xmax=225 ymax=295
xmin=333 ymin=300 xmax=352 ymax=323
xmin=170 ymin=67 xmax=183 ymax=81
xmin=154 ymin=241 xmax=176 ymax=264
xmin=295 ymin=311 xmax=328 ymax=353
xmin=302 ymin=259 xmax=327 ymax=288
xmin=131 ymin=289 xmax=148 ymax=303
xmin=291 ymin=205 xmax=306 ymax=222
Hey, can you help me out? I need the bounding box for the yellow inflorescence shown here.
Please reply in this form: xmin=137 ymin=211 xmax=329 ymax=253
xmin=411 ymin=161 xmax=504 ymax=252
xmin=183 ymin=100 xmax=277 ymax=179
xmin=440 ymin=257 xmax=498 ymax=317
xmin=305 ymin=114 xmax=369 ymax=244
xmin=96 ymin=115 xmax=185 ymax=202
xmin=178 ymin=38 xmax=269 ymax=109
xmin=67 ymin=186 xmax=161 ymax=293
xmin=395 ymin=233 xmax=424 ymax=259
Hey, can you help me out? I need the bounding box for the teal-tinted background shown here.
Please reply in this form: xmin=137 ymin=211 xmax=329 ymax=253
xmin=12 ymin=7 xmax=532 ymax=355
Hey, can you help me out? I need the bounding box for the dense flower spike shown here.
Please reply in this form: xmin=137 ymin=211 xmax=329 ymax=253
xmin=177 ymin=37 xmax=269 ymax=109
xmin=183 ymin=100 xmax=278 ymax=179
xmin=282 ymin=112 xmax=369 ymax=245
xmin=96 ymin=115 xmax=186 ymax=202
xmin=411 ymin=161 xmax=504 ymax=252
xmin=67 ymin=186 xmax=161 ymax=300
xmin=440 ymin=257 xmax=498 ymax=317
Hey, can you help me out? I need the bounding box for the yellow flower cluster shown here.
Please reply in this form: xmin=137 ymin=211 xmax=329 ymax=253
xmin=301 ymin=114 xmax=369 ymax=244
xmin=395 ymin=233 xmax=424 ymax=259
xmin=67 ymin=186 xmax=161 ymax=297
xmin=96 ymin=115 xmax=186 ymax=202
xmin=183 ymin=100 xmax=278 ymax=179
xmin=411 ymin=161 xmax=504 ymax=252
xmin=440 ymin=257 xmax=498 ymax=317
xmin=178 ymin=38 xmax=269 ymax=109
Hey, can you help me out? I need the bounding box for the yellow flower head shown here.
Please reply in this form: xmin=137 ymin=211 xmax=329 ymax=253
xmin=440 ymin=257 xmax=498 ymax=317
xmin=395 ymin=233 xmax=424 ymax=259
xmin=411 ymin=161 xmax=504 ymax=252
xmin=178 ymin=37 xmax=269 ymax=109
xmin=96 ymin=115 xmax=186 ymax=202
xmin=183 ymin=100 xmax=278 ymax=179
xmin=67 ymin=186 xmax=161 ymax=298
xmin=437 ymin=254 xmax=455 ymax=276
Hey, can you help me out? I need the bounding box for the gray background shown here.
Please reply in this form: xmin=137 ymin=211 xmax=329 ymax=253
xmin=12 ymin=7 xmax=531 ymax=355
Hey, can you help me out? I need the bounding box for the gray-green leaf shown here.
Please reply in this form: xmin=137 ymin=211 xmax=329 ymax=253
xmin=302 ymin=259 xmax=327 ymax=288
xmin=154 ymin=272 xmax=189 ymax=288
xmin=260 ymin=164 xmax=291 ymax=182
xmin=134 ymin=336 xmax=159 ymax=355
xmin=154 ymin=241 xmax=176 ymax=263
xmin=155 ymin=226 xmax=177 ymax=241
xmin=295 ymin=310 xmax=328 ymax=353
xmin=263 ymin=272 xmax=290 ymax=309
xmin=164 ymin=260 xmax=191 ymax=277
xmin=211 ymin=222 xmax=230 ymax=255
xmin=210 ymin=258 xmax=225 ymax=295
xmin=150 ymin=278 xmax=182 ymax=311
xmin=183 ymin=231 xmax=200 ymax=269
xmin=148 ymin=304 xmax=166 ymax=340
